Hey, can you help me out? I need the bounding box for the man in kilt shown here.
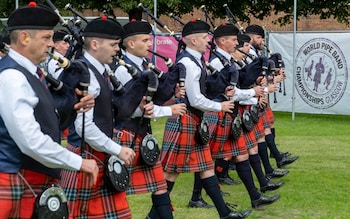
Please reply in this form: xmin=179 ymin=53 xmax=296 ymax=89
xmin=245 ymin=25 xmax=298 ymax=177
xmin=60 ymin=17 xmax=136 ymax=219
xmin=205 ymin=24 xmax=281 ymax=209
xmin=113 ymin=20 xmax=186 ymax=219
xmin=0 ymin=2 xmax=99 ymax=218
xmin=161 ymin=19 xmax=252 ymax=219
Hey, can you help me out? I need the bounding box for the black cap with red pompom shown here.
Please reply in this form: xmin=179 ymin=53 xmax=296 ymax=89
xmin=122 ymin=19 xmax=152 ymax=39
xmin=7 ymin=2 xmax=59 ymax=31
xmin=83 ymin=16 xmax=124 ymax=40
xmin=213 ymin=23 xmax=239 ymax=38
xmin=182 ymin=19 xmax=210 ymax=37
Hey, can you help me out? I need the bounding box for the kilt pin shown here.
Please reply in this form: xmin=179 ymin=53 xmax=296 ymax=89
xmin=0 ymin=170 xmax=58 ymax=219
xmin=161 ymin=111 xmax=214 ymax=173
xmin=60 ymin=144 xmax=131 ymax=219
xmin=112 ymin=129 xmax=168 ymax=195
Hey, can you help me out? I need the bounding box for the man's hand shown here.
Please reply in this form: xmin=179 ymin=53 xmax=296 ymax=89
xmin=253 ymin=86 xmax=264 ymax=97
xmin=80 ymin=159 xmax=99 ymax=187
xmin=174 ymin=83 xmax=186 ymax=98
xmin=118 ymin=147 xmax=136 ymax=165
xmin=267 ymin=83 xmax=279 ymax=93
xmin=138 ymin=96 xmax=154 ymax=116
xmin=225 ymin=86 xmax=235 ymax=98
xmin=258 ymin=95 xmax=268 ymax=108
xmin=74 ymin=89 xmax=95 ymax=113
xmin=221 ymin=100 xmax=234 ymax=113
xmin=170 ymin=103 xmax=187 ymax=116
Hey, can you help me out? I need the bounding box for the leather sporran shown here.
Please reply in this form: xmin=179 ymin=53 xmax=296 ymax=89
xmin=231 ymin=114 xmax=242 ymax=140
xmin=32 ymin=185 xmax=68 ymax=219
xmin=242 ymin=109 xmax=254 ymax=131
xmin=104 ymin=155 xmax=130 ymax=192
xmin=140 ymin=134 xmax=160 ymax=166
xmin=250 ymin=104 xmax=260 ymax=123
xmin=195 ymin=118 xmax=210 ymax=145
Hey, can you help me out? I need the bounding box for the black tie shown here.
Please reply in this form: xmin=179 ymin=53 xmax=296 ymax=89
xmin=36 ymin=68 xmax=47 ymax=89
xmin=201 ymin=56 xmax=207 ymax=70
xmin=102 ymin=69 xmax=113 ymax=90
xmin=142 ymin=60 xmax=148 ymax=71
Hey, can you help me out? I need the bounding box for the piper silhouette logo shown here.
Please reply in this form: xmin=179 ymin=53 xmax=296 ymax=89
xmin=295 ymin=38 xmax=348 ymax=109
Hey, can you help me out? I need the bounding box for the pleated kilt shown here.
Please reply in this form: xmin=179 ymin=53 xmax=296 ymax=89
xmin=264 ymin=104 xmax=275 ymax=127
xmin=205 ymin=111 xmax=239 ymax=159
xmin=161 ymin=112 xmax=214 ymax=173
xmin=254 ymin=111 xmax=266 ymax=140
xmin=0 ymin=169 xmax=58 ymax=219
xmin=60 ymin=144 xmax=131 ymax=219
xmin=112 ymin=129 xmax=167 ymax=195
xmin=238 ymin=105 xmax=258 ymax=150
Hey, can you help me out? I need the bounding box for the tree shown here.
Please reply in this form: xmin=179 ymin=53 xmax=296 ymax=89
xmin=1 ymin=0 xmax=350 ymax=26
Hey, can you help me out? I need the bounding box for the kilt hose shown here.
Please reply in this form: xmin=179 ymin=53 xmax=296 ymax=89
xmin=161 ymin=112 xmax=214 ymax=173
xmin=205 ymin=111 xmax=240 ymax=159
xmin=0 ymin=169 xmax=58 ymax=219
xmin=60 ymin=143 xmax=131 ymax=219
xmin=112 ymin=129 xmax=168 ymax=195
xmin=238 ymin=105 xmax=258 ymax=150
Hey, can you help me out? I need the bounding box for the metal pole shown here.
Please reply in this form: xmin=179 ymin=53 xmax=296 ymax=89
xmin=16 ymin=0 xmax=19 ymax=9
xmin=292 ymin=0 xmax=297 ymax=120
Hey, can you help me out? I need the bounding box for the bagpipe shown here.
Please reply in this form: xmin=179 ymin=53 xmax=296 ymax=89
xmin=223 ymin=3 xmax=287 ymax=103
xmin=45 ymin=0 xmax=86 ymax=60
xmin=0 ymin=31 xmax=9 ymax=54
xmin=136 ymin=3 xmax=188 ymax=105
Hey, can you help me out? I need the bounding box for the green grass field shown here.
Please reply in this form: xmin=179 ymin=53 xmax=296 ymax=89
xmin=126 ymin=112 xmax=350 ymax=219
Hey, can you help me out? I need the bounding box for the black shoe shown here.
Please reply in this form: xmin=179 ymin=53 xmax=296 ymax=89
xmin=277 ymin=156 xmax=299 ymax=168
xmin=221 ymin=190 xmax=231 ymax=196
xmin=270 ymin=151 xmax=292 ymax=158
xmin=188 ymin=198 xmax=215 ymax=208
xmin=251 ymin=194 xmax=280 ymax=209
xmin=260 ymin=181 xmax=284 ymax=193
xmin=219 ymin=176 xmax=241 ymax=185
xmin=220 ymin=209 xmax=252 ymax=219
xmin=266 ymin=169 xmax=289 ymax=179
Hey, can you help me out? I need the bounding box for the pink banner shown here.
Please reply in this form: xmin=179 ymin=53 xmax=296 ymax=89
xmin=148 ymin=35 xmax=211 ymax=72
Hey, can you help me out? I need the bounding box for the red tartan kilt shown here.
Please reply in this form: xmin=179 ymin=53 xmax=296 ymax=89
xmin=61 ymin=144 xmax=131 ymax=219
xmin=254 ymin=112 xmax=265 ymax=140
xmin=205 ymin=111 xmax=237 ymax=159
xmin=264 ymin=105 xmax=275 ymax=126
xmin=238 ymin=105 xmax=258 ymax=150
xmin=0 ymin=170 xmax=58 ymax=219
xmin=112 ymin=129 xmax=167 ymax=195
xmin=161 ymin=112 xmax=214 ymax=173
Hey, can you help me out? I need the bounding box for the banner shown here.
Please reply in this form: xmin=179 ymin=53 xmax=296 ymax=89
xmin=268 ymin=32 xmax=350 ymax=115
xmin=148 ymin=35 xmax=211 ymax=72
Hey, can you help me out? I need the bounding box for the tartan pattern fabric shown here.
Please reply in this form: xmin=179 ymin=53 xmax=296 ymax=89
xmin=263 ymin=105 xmax=275 ymax=127
xmin=238 ymin=105 xmax=258 ymax=150
xmin=205 ymin=111 xmax=239 ymax=159
xmin=112 ymin=129 xmax=167 ymax=195
xmin=0 ymin=169 xmax=58 ymax=219
xmin=254 ymin=112 xmax=265 ymax=140
xmin=161 ymin=112 xmax=214 ymax=173
xmin=60 ymin=144 xmax=131 ymax=219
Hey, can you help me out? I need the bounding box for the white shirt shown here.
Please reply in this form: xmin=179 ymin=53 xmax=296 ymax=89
xmin=114 ymin=51 xmax=172 ymax=118
xmin=179 ymin=47 xmax=221 ymax=112
xmin=210 ymin=47 xmax=256 ymax=102
xmin=74 ymin=52 xmax=122 ymax=156
xmin=47 ymin=50 xmax=64 ymax=79
xmin=0 ymin=49 xmax=82 ymax=170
